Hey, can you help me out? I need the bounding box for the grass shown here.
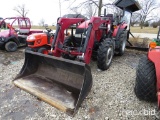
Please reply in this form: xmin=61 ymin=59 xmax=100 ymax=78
xmin=130 ymin=26 xmax=158 ymax=34
xmin=31 ymin=26 xmax=56 ymax=30
xmin=30 ymin=26 xmax=159 ymax=34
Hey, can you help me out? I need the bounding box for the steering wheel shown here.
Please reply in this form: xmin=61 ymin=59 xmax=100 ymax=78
xmin=45 ymin=27 xmax=52 ymax=32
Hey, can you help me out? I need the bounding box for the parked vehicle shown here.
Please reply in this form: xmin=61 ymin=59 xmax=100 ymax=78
xmin=0 ymin=17 xmax=43 ymax=52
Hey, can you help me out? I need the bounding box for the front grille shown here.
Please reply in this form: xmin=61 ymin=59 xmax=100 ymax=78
xmin=27 ymin=41 xmax=34 ymax=45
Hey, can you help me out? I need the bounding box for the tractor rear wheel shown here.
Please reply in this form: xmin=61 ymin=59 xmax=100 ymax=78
xmin=97 ymin=38 xmax=114 ymax=70
xmin=134 ymin=56 xmax=157 ymax=102
xmin=115 ymin=31 xmax=127 ymax=56
xmin=5 ymin=41 xmax=18 ymax=52
xmin=38 ymin=47 xmax=48 ymax=54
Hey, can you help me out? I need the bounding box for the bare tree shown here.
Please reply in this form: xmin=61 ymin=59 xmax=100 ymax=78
xmin=104 ymin=3 xmax=122 ymax=15
xmin=131 ymin=13 xmax=141 ymax=26
xmin=70 ymin=7 xmax=82 ymax=14
xmin=137 ymin=0 xmax=159 ymax=29
xmin=13 ymin=4 xmax=29 ymax=17
xmin=64 ymin=0 xmax=114 ymax=17
xmin=84 ymin=3 xmax=97 ymax=18
xmin=39 ymin=19 xmax=45 ymax=26
xmin=68 ymin=1 xmax=97 ymax=18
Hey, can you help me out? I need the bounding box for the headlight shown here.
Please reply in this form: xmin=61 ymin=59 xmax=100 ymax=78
xmin=27 ymin=36 xmax=36 ymax=40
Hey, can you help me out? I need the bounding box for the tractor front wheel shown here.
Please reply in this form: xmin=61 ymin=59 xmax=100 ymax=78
xmin=97 ymin=39 xmax=114 ymax=70
xmin=134 ymin=56 xmax=157 ymax=102
xmin=38 ymin=47 xmax=48 ymax=54
xmin=5 ymin=41 xmax=18 ymax=52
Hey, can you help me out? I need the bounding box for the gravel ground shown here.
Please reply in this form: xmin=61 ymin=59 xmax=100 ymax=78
xmin=0 ymin=49 xmax=160 ymax=120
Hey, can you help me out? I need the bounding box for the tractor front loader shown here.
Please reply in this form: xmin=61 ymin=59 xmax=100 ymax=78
xmin=13 ymin=18 xmax=92 ymax=116
xmin=13 ymin=0 xmax=141 ymax=116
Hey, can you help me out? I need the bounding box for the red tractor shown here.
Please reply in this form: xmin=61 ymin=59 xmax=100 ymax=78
xmin=0 ymin=17 xmax=43 ymax=52
xmin=13 ymin=0 xmax=141 ymax=116
xmin=135 ymin=26 xmax=160 ymax=107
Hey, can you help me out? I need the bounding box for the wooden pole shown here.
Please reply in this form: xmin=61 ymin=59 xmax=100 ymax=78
xmin=98 ymin=0 xmax=102 ymax=16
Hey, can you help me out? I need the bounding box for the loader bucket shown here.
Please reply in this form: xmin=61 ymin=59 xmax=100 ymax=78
xmin=13 ymin=50 xmax=92 ymax=116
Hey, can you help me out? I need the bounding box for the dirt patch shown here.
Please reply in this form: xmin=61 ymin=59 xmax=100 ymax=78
xmin=0 ymin=49 xmax=24 ymax=66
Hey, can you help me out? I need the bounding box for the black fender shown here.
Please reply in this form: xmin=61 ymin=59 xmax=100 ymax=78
xmin=5 ymin=35 xmax=20 ymax=46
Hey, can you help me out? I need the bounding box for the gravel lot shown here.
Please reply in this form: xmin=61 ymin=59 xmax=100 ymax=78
xmin=0 ymin=49 xmax=160 ymax=120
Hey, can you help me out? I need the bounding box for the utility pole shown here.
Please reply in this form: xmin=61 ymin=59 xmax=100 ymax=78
xmin=98 ymin=0 xmax=103 ymax=16
xmin=59 ymin=0 xmax=61 ymax=17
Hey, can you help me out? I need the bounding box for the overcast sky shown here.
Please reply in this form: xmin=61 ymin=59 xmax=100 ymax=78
xmin=0 ymin=0 xmax=79 ymax=25
xmin=1 ymin=0 xmax=114 ymax=25
xmin=1 ymin=0 xmax=159 ymax=25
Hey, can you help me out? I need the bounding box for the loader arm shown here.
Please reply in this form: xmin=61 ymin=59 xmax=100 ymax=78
xmin=82 ymin=17 xmax=111 ymax=64
xmin=52 ymin=17 xmax=111 ymax=64
xmin=52 ymin=18 xmax=85 ymax=56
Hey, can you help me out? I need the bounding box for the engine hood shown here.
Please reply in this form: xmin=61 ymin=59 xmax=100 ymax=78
xmin=31 ymin=33 xmax=47 ymax=38
xmin=27 ymin=32 xmax=47 ymax=41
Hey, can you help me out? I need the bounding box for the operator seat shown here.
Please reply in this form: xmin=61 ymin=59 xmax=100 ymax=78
xmin=74 ymin=28 xmax=86 ymax=46
xmin=106 ymin=14 xmax=114 ymax=22
xmin=17 ymin=28 xmax=30 ymax=40
xmin=101 ymin=14 xmax=113 ymax=21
